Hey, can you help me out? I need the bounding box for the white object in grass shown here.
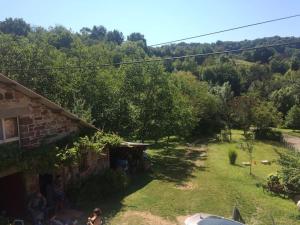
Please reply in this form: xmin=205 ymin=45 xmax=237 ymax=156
xmin=261 ymin=160 xmax=270 ymax=165
xmin=242 ymin=162 xmax=251 ymax=166
xmin=297 ymin=200 xmax=300 ymax=211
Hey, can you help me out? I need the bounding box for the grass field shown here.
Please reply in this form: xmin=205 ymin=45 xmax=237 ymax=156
xmin=80 ymin=130 xmax=299 ymax=225
xmin=276 ymin=128 xmax=300 ymax=138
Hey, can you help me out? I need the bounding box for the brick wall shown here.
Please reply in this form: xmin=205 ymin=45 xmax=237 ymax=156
xmin=0 ymin=83 xmax=79 ymax=148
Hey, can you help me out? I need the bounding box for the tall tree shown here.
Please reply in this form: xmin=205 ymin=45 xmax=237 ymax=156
xmin=127 ymin=32 xmax=146 ymax=46
xmin=106 ymin=30 xmax=124 ymax=45
xmin=90 ymin=25 xmax=107 ymax=40
xmin=0 ymin=18 xmax=31 ymax=36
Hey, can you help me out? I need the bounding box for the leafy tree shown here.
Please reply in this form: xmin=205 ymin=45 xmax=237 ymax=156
xmin=127 ymin=32 xmax=146 ymax=46
xmin=71 ymin=97 xmax=94 ymax=124
xmin=240 ymin=132 xmax=254 ymax=175
xmin=290 ymin=52 xmax=300 ymax=71
xmin=270 ymin=58 xmax=288 ymax=74
xmin=211 ymin=82 xmax=234 ymax=139
xmin=1 ymin=18 xmax=300 ymax=142
xmin=106 ymin=30 xmax=124 ymax=45
xmin=90 ymin=25 xmax=107 ymax=40
xmin=0 ymin=18 xmax=31 ymax=36
xmin=239 ymin=64 xmax=270 ymax=92
xmin=201 ymin=63 xmax=241 ymax=95
xmin=169 ymin=71 xmax=212 ymax=137
xmin=278 ymin=150 xmax=300 ymax=194
xmin=285 ymin=105 xmax=300 ymax=129
xmin=80 ymin=27 xmax=91 ymax=36
xmin=48 ymin=26 xmax=73 ymax=49
xmin=270 ymin=87 xmax=296 ymax=115
xmin=231 ymin=96 xmax=257 ymax=134
xmin=252 ymin=101 xmax=282 ymax=130
xmin=291 ymin=57 xmax=300 ymax=71
xmin=252 ymin=47 xmax=274 ymax=63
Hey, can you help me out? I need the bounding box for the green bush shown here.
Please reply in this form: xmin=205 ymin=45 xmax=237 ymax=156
xmin=285 ymin=105 xmax=300 ymax=129
xmin=278 ymin=151 xmax=300 ymax=195
xmin=267 ymin=173 xmax=281 ymax=183
xmin=265 ymin=173 xmax=286 ymax=195
xmin=228 ymin=149 xmax=238 ymax=165
xmin=254 ymin=128 xmax=283 ymax=142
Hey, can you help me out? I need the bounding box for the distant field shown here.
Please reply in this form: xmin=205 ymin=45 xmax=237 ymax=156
xmin=80 ymin=130 xmax=299 ymax=225
xmin=234 ymin=59 xmax=256 ymax=67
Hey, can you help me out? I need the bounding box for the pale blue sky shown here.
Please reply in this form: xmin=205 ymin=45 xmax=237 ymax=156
xmin=1 ymin=0 xmax=300 ymax=45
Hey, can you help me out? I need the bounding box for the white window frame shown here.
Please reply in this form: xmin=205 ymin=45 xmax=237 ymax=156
xmin=0 ymin=117 xmax=20 ymax=144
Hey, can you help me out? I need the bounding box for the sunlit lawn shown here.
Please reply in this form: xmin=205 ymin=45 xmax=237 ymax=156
xmin=81 ymin=130 xmax=299 ymax=225
xmin=276 ymin=128 xmax=300 ymax=138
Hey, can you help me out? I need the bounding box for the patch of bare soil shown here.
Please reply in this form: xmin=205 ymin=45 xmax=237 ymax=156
xmin=114 ymin=211 xmax=175 ymax=225
xmin=283 ymin=135 xmax=300 ymax=151
xmin=176 ymin=215 xmax=192 ymax=225
xmin=194 ymin=158 xmax=205 ymax=167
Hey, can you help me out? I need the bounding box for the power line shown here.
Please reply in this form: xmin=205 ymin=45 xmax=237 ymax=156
xmin=1 ymin=40 xmax=300 ymax=72
xmin=149 ymin=14 xmax=300 ymax=47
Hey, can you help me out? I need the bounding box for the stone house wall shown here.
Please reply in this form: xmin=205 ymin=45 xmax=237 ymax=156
xmin=0 ymin=83 xmax=78 ymax=149
xmin=0 ymin=82 xmax=109 ymax=197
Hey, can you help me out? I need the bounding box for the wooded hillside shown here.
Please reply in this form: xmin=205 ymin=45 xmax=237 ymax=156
xmin=1 ymin=18 xmax=300 ymax=140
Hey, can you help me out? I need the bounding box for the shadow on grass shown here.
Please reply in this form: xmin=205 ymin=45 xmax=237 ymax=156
xmin=232 ymin=164 xmax=244 ymax=168
xmin=76 ymin=172 xmax=154 ymax=223
xmin=74 ymin=139 xmax=208 ymax=222
xmin=149 ymin=144 xmax=207 ymax=185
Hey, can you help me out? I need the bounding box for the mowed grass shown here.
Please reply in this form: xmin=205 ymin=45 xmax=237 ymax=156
xmin=276 ymin=128 xmax=300 ymax=138
xmin=101 ymin=131 xmax=300 ymax=225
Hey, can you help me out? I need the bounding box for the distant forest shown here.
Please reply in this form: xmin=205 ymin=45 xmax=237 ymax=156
xmin=1 ymin=18 xmax=300 ymax=140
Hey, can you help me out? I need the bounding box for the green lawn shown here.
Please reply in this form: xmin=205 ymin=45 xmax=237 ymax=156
xmin=276 ymin=128 xmax=300 ymax=138
xmin=81 ymin=131 xmax=299 ymax=225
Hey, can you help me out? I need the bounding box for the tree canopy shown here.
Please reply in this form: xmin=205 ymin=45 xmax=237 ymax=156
xmin=1 ymin=18 xmax=300 ymax=140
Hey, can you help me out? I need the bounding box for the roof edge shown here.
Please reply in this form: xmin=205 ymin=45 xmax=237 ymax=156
xmin=0 ymin=73 xmax=98 ymax=130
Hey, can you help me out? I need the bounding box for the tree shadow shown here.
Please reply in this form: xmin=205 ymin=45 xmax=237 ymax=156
xmin=76 ymin=172 xmax=153 ymax=223
xmin=149 ymin=145 xmax=207 ymax=185
xmin=74 ymin=140 xmax=208 ymax=222
xmin=233 ymin=164 xmax=244 ymax=168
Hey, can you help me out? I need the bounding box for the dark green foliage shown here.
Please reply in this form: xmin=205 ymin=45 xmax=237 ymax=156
xmin=66 ymin=169 xmax=129 ymax=204
xmin=270 ymin=58 xmax=288 ymax=74
xmin=0 ymin=141 xmax=22 ymax=171
xmin=90 ymin=25 xmax=107 ymax=40
xmin=106 ymin=30 xmax=124 ymax=45
xmin=252 ymin=47 xmax=274 ymax=63
xmin=0 ymin=18 xmax=31 ymax=36
xmin=252 ymin=101 xmax=282 ymax=130
xmin=127 ymin=32 xmax=147 ymax=46
xmin=201 ymin=63 xmax=241 ymax=95
xmin=254 ymin=128 xmax=283 ymax=141
xmin=0 ymin=131 xmax=122 ymax=173
xmin=285 ymin=105 xmax=300 ymax=129
xmin=270 ymin=87 xmax=296 ymax=115
xmin=291 ymin=57 xmax=300 ymax=70
xmin=278 ymin=151 xmax=300 ymax=194
xmin=230 ymin=96 xmax=257 ymax=134
xmin=1 ymin=18 xmax=300 ymax=141
xmin=48 ymin=26 xmax=73 ymax=49
xmin=265 ymin=173 xmax=286 ymax=195
xmin=228 ymin=149 xmax=238 ymax=165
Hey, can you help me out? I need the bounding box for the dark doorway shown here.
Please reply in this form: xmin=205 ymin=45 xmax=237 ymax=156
xmin=39 ymin=173 xmax=56 ymax=211
xmin=39 ymin=174 xmax=53 ymax=197
xmin=0 ymin=172 xmax=26 ymax=217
